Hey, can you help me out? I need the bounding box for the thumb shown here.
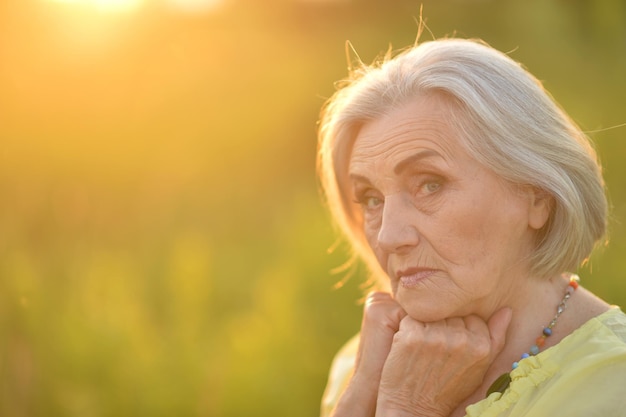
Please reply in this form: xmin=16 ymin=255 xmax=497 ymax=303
xmin=487 ymin=307 xmax=513 ymax=355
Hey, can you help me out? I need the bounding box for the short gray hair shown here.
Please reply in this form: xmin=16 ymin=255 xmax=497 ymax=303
xmin=317 ymin=38 xmax=607 ymax=281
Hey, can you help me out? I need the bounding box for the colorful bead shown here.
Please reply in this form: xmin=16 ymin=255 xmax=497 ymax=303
xmin=521 ymin=275 xmax=579 ymax=362
xmin=488 ymin=274 xmax=579 ymax=398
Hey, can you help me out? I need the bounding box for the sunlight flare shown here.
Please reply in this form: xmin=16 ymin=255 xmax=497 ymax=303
xmin=94 ymin=0 xmax=143 ymax=12
xmin=166 ymin=0 xmax=223 ymax=13
xmin=47 ymin=0 xmax=144 ymax=13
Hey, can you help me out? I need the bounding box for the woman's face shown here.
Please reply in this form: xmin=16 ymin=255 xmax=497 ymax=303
xmin=348 ymin=95 xmax=546 ymax=322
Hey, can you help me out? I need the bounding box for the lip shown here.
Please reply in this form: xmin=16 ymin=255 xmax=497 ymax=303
xmin=396 ymin=267 xmax=438 ymax=288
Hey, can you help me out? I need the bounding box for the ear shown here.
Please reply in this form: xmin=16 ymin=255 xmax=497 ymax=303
xmin=527 ymin=186 xmax=553 ymax=230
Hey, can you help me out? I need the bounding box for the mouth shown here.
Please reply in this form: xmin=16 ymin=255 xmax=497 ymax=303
xmin=396 ymin=267 xmax=438 ymax=288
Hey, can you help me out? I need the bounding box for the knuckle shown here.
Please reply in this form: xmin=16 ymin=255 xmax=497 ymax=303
xmin=362 ymin=292 xmax=406 ymax=331
xmin=363 ymin=293 xmax=400 ymax=315
xmin=420 ymin=328 xmax=446 ymax=349
xmin=395 ymin=319 xmax=424 ymax=344
xmin=392 ymin=329 xmax=406 ymax=345
xmin=399 ymin=315 xmax=414 ymax=327
xmin=365 ymin=291 xmax=392 ymax=304
xmin=471 ymin=337 xmax=491 ymax=359
xmin=449 ymin=331 xmax=469 ymax=351
xmin=363 ymin=292 xmax=392 ymax=313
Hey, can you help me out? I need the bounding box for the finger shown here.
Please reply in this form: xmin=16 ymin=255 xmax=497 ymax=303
xmin=487 ymin=307 xmax=513 ymax=355
xmin=364 ymin=291 xmax=393 ymax=306
xmin=355 ymin=292 xmax=407 ymax=373
xmin=398 ymin=314 xmax=425 ymax=332
xmin=444 ymin=316 xmax=466 ymax=329
xmin=364 ymin=292 xmax=407 ymax=331
xmin=461 ymin=315 xmax=490 ymax=339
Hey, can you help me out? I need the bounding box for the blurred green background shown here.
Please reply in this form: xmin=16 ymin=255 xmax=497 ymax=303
xmin=0 ymin=0 xmax=624 ymax=415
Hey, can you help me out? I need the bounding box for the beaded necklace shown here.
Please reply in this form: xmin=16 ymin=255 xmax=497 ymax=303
xmin=486 ymin=273 xmax=580 ymax=397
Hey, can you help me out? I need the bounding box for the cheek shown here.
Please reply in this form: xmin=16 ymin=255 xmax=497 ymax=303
xmin=361 ymin=209 xmax=382 ymax=241
xmin=364 ymin=223 xmax=381 ymax=252
xmin=363 ymin=221 xmax=389 ymax=267
xmin=433 ymin=197 xmax=529 ymax=271
xmin=429 ymin=200 xmax=507 ymax=264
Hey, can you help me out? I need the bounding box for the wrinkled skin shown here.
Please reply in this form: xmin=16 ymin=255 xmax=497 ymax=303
xmin=330 ymin=94 xmax=541 ymax=417
xmin=331 ymin=292 xmax=511 ymax=417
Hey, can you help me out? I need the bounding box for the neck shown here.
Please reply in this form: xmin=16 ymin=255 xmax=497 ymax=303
xmin=497 ymin=273 xmax=571 ymax=363
xmin=454 ymin=273 xmax=572 ymax=414
xmin=452 ymin=273 xmax=612 ymax=417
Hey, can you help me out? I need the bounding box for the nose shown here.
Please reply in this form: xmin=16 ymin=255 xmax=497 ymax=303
xmin=377 ymin=193 xmax=420 ymax=253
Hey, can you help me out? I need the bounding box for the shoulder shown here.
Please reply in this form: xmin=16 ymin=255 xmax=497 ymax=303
xmin=572 ymin=306 xmax=626 ymax=357
xmin=598 ymin=306 xmax=626 ymax=341
xmin=543 ymin=308 xmax=626 ymax=411
xmin=545 ymin=307 xmax=626 ymax=370
xmin=466 ymin=308 xmax=626 ymax=417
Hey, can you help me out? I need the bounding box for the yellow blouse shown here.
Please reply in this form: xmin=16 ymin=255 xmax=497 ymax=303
xmin=321 ymin=307 xmax=626 ymax=417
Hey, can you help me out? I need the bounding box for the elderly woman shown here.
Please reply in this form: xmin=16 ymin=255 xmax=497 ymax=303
xmin=316 ymin=38 xmax=626 ymax=417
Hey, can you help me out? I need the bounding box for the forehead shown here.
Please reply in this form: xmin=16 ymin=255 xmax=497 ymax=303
xmin=349 ymin=96 xmax=467 ymax=172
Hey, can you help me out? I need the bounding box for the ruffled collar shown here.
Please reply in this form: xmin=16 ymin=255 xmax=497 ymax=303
xmin=465 ymin=307 xmax=622 ymax=416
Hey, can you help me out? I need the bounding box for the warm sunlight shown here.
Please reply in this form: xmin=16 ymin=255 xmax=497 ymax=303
xmin=47 ymin=0 xmax=223 ymax=13
xmin=47 ymin=0 xmax=144 ymax=13
xmin=166 ymin=0 xmax=223 ymax=13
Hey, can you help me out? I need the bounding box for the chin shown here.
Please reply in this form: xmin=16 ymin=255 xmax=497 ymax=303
xmin=395 ymin=290 xmax=462 ymax=323
xmin=406 ymin=309 xmax=447 ymax=323
xmin=398 ymin=299 xmax=448 ymax=323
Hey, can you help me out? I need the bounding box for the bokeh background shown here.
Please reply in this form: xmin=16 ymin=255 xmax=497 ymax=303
xmin=1 ymin=0 xmax=625 ymax=416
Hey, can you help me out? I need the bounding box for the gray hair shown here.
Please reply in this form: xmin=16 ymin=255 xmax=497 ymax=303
xmin=317 ymin=38 xmax=607 ymax=281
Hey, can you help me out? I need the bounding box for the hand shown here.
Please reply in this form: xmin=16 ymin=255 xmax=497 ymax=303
xmin=375 ymin=308 xmax=512 ymax=417
xmin=330 ymin=292 xmax=407 ymax=417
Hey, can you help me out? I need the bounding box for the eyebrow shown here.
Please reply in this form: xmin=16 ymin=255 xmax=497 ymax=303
xmin=393 ymin=150 xmax=440 ymax=175
xmin=348 ymin=149 xmax=441 ymax=185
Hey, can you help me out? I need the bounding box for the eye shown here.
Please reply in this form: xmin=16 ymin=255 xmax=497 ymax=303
xmin=414 ymin=175 xmax=444 ymax=197
xmin=353 ymin=191 xmax=384 ymax=211
xmin=363 ymin=196 xmax=383 ymax=209
xmin=423 ymin=181 xmax=441 ymax=193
